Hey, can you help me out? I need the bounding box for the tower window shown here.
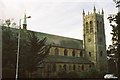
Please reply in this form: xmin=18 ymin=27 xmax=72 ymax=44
xmin=86 ymin=22 xmax=89 ymax=33
xmin=59 ymin=65 xmax=62 ymax=70
xmin=55 ymin=47 xmax=59 ymax=55
xmin=90 ymin=21 xmax=93 ymax=33
xmin=80 ymin=51 xmax=83 ymax=57
xmin=72 ymin=49 xmax=75 ymax=57
xmin=64 ymin=49 xmax=68 ymax=56
xmin=89 ymin=52 xmax=91 ymax=57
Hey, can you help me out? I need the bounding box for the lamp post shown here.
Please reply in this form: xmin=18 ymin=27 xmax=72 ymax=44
xmin=15 ymin=15 xmax=31 ymax=80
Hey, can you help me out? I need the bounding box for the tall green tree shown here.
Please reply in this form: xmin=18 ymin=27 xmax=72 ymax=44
xmin=2 ymin=27 xmax=17 ymax=68
xmin=116 ymin=12 xmax=120 ymax=78
xmin=108 ymin=13 xmax=120 ymax=78
xmin=2 ymin=19 xmax=17 ymax=68
xmin=20 ymin=32 xmax=51 ymax=78
xmin=2 ymin=26 xmax=17 ymax=78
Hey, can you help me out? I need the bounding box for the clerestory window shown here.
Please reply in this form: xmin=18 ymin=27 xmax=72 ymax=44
xmin=72 ymin=49 xmax=75 ymax=57
xmin=55 ymin=47 xmax=59 ymax=55
xmin=64 ymin=49 xmax=68 ymax=56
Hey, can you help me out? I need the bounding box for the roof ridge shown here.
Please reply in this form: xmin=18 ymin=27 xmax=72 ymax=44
xmin=28 ymin=29 xmax=82 ymax=41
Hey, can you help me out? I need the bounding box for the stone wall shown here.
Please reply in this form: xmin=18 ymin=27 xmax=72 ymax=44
xmin=49 ymin=46 xmax=84 ymax=57
xmin=37 ymin=63 xmax=92 ymax=78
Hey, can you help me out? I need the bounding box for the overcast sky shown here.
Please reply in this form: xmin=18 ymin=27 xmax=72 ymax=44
xmin=0 ymin=0 xmax=118 ymax=48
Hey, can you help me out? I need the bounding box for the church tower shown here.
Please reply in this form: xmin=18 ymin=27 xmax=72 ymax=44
xmin=83 ymin=6 xmax=107 ymax=72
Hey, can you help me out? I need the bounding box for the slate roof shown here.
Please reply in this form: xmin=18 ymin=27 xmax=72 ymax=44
xmin=44 ymin=55 xmax=93 ymax=64
xmin=31 ymin=30 xmax=83 ymax=49
xmin=2 ymin=26 xmax=83 ymax=49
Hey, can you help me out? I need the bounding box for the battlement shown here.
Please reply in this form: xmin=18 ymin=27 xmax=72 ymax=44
xmin=83 ymin=6 xmax=104 ymax=17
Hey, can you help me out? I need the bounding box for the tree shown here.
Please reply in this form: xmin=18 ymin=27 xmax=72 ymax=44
xmin=2 ymin=19 xmax=18 ymax=68
xmin=107 ymin=45 xmax=117 ymax=59
xmin=20 ymin=32 xmax=51 ymax=78
xmin=108 ymin=12 xmax=120 ymax=78
xmin=116 ymin=12 xmax=120 ymax=78
xmin=2 ymin=26 xmax=17 ymax=78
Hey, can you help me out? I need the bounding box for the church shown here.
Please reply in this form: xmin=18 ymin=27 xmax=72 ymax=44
xmin=1 ymin=6 xmax=108 ymax=78
xmin=31 ymin=6 xmax=107 ymax=77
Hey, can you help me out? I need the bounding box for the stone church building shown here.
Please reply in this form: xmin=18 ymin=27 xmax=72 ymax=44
xmin=1 ymin=6 xmax=108 ymax=78
xmin=34 ymin=6 xmax=107 ymax=77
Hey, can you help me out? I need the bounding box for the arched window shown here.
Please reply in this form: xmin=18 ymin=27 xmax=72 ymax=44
xmin=81 ymin=65 xmax=84 ymax=71
xmin=72 ymin=49 xmax=75 ymax=57
xmin=59 ymin=65 xmax=62 ymax=70
xmin=86 ymin=22 xmax=89 ymax=33
xmin=55 ymin=47 xmax=59 ymax=55
xmin=64 ymin=49 xmax=68 ymax=56
xmin=73 ymin=64 xmax=76 ymax=71
xmin=80 ymin=51 xmax=83 ymax=57
xmin=63 ymin=64 xmax=66 ymax=71
xmin=89 ymin=52 xmax=91 ymax=57
xmin=100 ymin=22 xmax=102 ymax=33
xmin=90 ymin=21 xmax=93 ymax=33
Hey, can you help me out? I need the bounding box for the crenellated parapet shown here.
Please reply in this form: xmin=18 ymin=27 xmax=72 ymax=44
xmin=83 ymin=6 xmax=104 ymax=17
